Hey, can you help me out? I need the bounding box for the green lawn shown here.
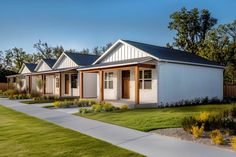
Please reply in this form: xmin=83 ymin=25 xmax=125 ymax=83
xmin=0 ymin=105 xmax=142 ymax=157
xmin=77 ymin=103 xmax=236 ymax=132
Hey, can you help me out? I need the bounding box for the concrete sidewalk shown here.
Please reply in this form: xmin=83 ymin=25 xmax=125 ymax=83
xmin=0 ymin=98 xmax=235 ymax=157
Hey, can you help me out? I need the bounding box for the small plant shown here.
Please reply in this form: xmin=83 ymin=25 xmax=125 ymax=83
xmin=198 ymin=112 xmax=210 ymax=122
xmin=120 ymin=104 xmax=128 ymax=110
xmin=191 ymin=125 xmax=204 ymax=138
xmin=102 ymin=102 xmax=114 ymax=112
xmin=210 ymin=130 xmax=223 ymax=145
xmin=182 ymin=116 xmax=197 ymax=133
xmin=231 ymin=136 xmax=236 ymax=150
xmin=79 ymin=108 xmax=91 ymax=114
xmin=92 ymin=104 xmax=102 ymax=112
xmin=53 ymin=101 xmax=60 ymax=108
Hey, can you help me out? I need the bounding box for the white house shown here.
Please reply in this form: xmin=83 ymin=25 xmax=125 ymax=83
xmin=78 ymin=39 xmax=224 ymax=107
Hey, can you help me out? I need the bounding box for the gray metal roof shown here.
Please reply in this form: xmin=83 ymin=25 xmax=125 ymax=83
xmin=78 ymin=57 xmax=153 ymax=70
xmin=65 ymin=52 xmax=99 ymax=66
xmin=43 ymin=59 xmax=57 ymax=68
xmin=24 ymin=63 xmax=37 ymax=72
xmin=122 ymin=40 xmax=221 ymax=67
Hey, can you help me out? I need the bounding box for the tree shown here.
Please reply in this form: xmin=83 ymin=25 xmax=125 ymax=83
xmin=168 ymin=7 xmax=217 ymax=53
xmin=80 ymin=48 xmax=90 ymax=54
xmin=92 ymin=46 xmax=101 ymax=55
xmin=34 ymin=40 xmax=53 ymax=59
xmin=53 ymin=46 xmax=64 ymax=58
xmin=199 ymin=20 xmax=236 ymax=84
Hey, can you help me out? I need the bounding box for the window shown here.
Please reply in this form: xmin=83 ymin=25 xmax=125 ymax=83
xmin=104 ymin=72 xmax=113 ymax=89
xmin=56 ymin=77 xmax=60 ymax=88
xmin=71 ymin=74 xmax=78 ymax=88
xmin=139 ymin=70 xmax=152 ymax=89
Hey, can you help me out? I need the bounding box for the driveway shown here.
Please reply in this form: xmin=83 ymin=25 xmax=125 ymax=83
xmin=0 ymin=98 xmax=235 ymax=157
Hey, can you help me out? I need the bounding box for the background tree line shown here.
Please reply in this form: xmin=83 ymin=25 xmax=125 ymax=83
xmin=168 ymin=7 xmax=236 ymax=84
xmin=0 ymin=41 xmax=112 ymax=82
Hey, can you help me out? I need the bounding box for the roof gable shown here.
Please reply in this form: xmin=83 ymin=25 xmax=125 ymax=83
xmin=93 ymin=39 xmax=222 ymax=68
xmin=19 ymin=63 xmax=37 ymax=74
xmin=34 ymin=59 xmax=56 ymax=72
xmin=53 ymin=52 xmax=99 ymax=69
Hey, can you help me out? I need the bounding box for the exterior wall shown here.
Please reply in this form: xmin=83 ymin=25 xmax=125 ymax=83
xmin=97 ymin=66 xmax=157 ymax=104
xmin=54 ymin=55 xmax=77 ymax=69
xmin=36 ymin=62 xmax=51 ymax=72
xmin=100 ymin=43 xmax=151 ymax=63
xmin=158 ymin=62 xmax=224 ymax=106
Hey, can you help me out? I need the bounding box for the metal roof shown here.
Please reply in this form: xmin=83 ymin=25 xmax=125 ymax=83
xmin=123 ymin=40 xmax=222 ymax=67
xmin=64 ymin=52 xmax=99 ymax=66
xmin=43 ymin=59 xmax=57 ymax=68
xmin=24 ymin=63 xmax=37 ymax=72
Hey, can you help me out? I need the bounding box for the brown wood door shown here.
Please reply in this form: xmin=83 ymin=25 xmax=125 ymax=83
xmin=65 ymin=74 xmax=69 ymax=94
xmin=122 ymin=70 xmax=130 ymax=99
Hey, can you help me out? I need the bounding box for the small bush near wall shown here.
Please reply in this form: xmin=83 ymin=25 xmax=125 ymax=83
xmin=231 ymin=136 xmax=236 ymax=150
xmin=53 ymin=99 xmax=97 ymax=108
xmin=210 ymin=130 xmax=224 ymax=145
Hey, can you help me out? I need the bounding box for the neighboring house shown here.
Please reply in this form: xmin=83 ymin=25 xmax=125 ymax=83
xmin=78 ymin=39 xmax=224 ymax=107
xmin=7 ymin=52 xmax=99 ymax=98
xmin=7 ymin=63 xmax=37 ymax=92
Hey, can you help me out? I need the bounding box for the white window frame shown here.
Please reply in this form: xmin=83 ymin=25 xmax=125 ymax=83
xmin=104 ymin=72 xmax=113 ymax=89
xmin=139 ymin=69 xmax=152 ymax=89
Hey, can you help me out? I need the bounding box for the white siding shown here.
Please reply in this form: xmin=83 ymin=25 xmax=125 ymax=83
xmin=21 ymin=67 xmax=31 ymax=74
xmin=36 ymin=62 xmax=51 ymax=72
xmin=101 ymin=43 xmax=150 ymax=63
xmin=54 ymin=55 xmax=77 ymax=69
xmin=158 ymin=62 xmax=224 ymax=106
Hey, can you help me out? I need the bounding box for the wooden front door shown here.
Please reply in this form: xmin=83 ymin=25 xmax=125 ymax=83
xmin=122 ymin=70 xmax=130 ymax=99
xmin=65 ymin=74 xmax=69 ymax=94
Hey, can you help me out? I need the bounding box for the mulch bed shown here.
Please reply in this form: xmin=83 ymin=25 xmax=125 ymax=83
xmin=151 ymin=128 xmax=234 ymax=151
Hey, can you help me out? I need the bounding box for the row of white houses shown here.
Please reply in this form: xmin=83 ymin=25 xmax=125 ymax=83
xmin=7 ymin=39 xmax=224 ymax=107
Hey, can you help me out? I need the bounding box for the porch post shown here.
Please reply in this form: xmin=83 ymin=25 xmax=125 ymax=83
xmin=28 ymin=75 xmax=31 ymax=93
xmin=59 ymin=73 xmax=62 ymax=97
xmin=79 ymin=71 xmax=84 ymax=99
xmin=134 ymin=65 xmax=140 ymax=104
xmin=99 ymin=70 xmax=104 ymax=102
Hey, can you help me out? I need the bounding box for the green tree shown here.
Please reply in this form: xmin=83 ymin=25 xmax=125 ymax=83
xmin=200 ymin=20 xmax=236 ymax=84
xmin=168 ymin=7 xmax=217 ymax=53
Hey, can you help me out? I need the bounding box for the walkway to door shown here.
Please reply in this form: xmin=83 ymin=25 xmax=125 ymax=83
xmin=0 ymin=98 xmax=235 ymax=157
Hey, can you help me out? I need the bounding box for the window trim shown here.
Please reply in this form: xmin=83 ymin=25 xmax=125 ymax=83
xmin=139 ymin=69 xmax=152 ymax=89
xmin=104 ymin=72 xmax=113 ymax=89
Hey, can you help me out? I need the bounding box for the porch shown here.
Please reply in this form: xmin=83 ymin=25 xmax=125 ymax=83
xmin=79 ymin=57 xmax=158 ymax=107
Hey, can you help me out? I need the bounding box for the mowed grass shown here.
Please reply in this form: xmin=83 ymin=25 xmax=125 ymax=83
xmin=77 ymin=103 xmax=236 ymax=132
xmin=0 ymin=105 xmax=143 ymax=157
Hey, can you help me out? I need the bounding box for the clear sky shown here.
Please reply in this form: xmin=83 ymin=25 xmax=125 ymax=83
xmin=0 ymin=0 xmax=236 ymax=53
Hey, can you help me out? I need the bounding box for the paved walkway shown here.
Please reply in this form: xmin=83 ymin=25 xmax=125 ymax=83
xmin=0 ymin=98 xmax=235 ymax=157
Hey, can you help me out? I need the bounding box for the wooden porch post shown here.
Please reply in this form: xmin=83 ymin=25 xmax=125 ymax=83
xmin=79 ymin=71 xmax=84 ymax=99
xmin=28 ymin=76 xmax=31 ymax=93
xmin=59 ymin=73 xmax=62 ymax=97
xmin=135 ymin=65 xmax=140 ymax=104
xmin=99 ymin=70 xmax=104 ymax=102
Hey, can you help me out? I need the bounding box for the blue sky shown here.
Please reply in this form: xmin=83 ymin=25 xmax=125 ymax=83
xmin=0 ymin=0 xmax=236 ymax=53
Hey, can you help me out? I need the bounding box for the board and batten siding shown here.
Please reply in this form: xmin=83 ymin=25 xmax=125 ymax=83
xmin=54 ymin=55 xmax=77 ymax=69
xmin=101 ymin=43 xmax=151 ymax=63
xmin=158 ymin=62 xmax=224 ymax=106
xmin=21 ymin=67 xmax=31 ymax=74
xmin=36 ymin=62 xmax=51 ymax=72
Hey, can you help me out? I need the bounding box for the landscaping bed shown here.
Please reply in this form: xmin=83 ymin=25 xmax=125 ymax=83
xmin=151 ymin=128 xmax=234 ymax=150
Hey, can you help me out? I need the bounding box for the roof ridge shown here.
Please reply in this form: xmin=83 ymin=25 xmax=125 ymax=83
xmin=65 ymin=51 xmax=99 ymax=56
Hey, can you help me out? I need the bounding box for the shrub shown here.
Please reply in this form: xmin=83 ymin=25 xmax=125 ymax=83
xmin=198 ymin=112 xmax=210 ymax=122
xmin=53 ymin=101 xmax=60 ymax=108
xmin=92 ymin=104 xmax=102 ymax=112
xmin=210 ymin=130 xmax=224 ymax=145
xmin=182 ymin=116 xmax=197 ymax=133
xmin=79 ymin=108 xmax=91 ymax=114
xmin=191 ymin=125 xmax=204 ymax=138
xmin=60 ymin=100 xmax=74 ymax=108
xmin=5 ymin=89 xmax=17 ymax=96
xmin=231 ymin=136 xmax=236 ymax=150
xmin=120 ymin=104 xmax=128 ymax=110
xmin=102 ymin=102 xmax=114 ymax=112
xmin=231 ymin=107 xmax=236 ymax=118
xmin=76 ymin=99 xmax=96 ymax=107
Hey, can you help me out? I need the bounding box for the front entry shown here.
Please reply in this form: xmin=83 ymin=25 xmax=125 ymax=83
xmin=65 ymin=74 xmax=69 ymax=94
xmin=122 ymin=70 xmax=130 ymax=99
